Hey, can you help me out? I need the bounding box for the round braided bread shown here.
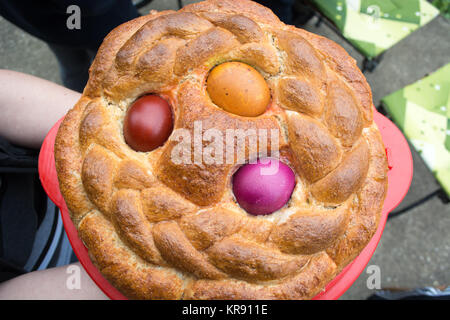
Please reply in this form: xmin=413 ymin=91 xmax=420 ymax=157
xmin=54 ymin=0 xmax=388 ymax=299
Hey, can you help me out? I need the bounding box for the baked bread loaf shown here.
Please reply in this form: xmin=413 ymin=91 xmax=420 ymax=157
xmin=54 ymin=0 xmax=388 ymax=299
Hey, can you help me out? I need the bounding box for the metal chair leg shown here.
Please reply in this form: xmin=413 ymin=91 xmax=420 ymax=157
xmin=315 ymin=15 xmax=323 ymax=27
xmin=363 ymin=57 xmax=378 ymax=72
xmin=437 ymin=189 xmax=450 ymax=204
xmin=362 ymin=53 xmax=384 ymax=73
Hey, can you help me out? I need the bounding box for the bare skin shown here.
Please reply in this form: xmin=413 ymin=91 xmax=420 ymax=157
xmin=0 ymin=70 xmax=107 ymax=299
xmin=0 ymin=263 xmax=108 ymax=300
xmin=0 ymin=69 xmax=81 ymax=149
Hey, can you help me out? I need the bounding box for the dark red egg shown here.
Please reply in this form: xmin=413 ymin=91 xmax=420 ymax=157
xmin=123 ymin=95 xmax=173 ymax=152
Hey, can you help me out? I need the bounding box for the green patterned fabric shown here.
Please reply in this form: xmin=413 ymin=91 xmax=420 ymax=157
xmin=312 ymin=0 xmax=440 ymax=58
xmin=382 ymin=63 xmax=450 ymax=196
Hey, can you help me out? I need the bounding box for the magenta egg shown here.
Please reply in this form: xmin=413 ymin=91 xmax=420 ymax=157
xmin=232 ymin=159 xmax=296 ymax=216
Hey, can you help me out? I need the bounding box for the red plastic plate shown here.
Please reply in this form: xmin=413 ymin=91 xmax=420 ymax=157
xmin=38 ymin=110 xmax=413 ymax=300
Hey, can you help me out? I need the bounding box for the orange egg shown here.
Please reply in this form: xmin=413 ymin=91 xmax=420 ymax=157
xmin=206 ymin=62 xmax=270 ymax=117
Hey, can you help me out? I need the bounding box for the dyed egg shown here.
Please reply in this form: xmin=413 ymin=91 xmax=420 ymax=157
xmin=232 ymin=159 xmax=296 ymax=216
xmin=206 ymin=62 xmax=270 ymax=117
xmin=123 ymin=95 xmax=173 ymax=152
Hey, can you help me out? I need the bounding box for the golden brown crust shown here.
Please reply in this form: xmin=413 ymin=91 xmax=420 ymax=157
xmin=54 ymin=0 xmax=388 ymax=299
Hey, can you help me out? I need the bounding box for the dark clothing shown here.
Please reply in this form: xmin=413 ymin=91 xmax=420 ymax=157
xmin=0 ymin=0 xmax=139 ymax=91
xmin=256 ymin=0 xmax=295 ymax=24
xmin=47 ymin=43 xmax=96 ymax=93
xmin=0 ymin=0 xmax=139 ymax=51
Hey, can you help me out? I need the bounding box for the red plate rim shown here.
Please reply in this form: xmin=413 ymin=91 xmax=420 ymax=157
xmin=38 ymin=110 xmax=413 ymax=300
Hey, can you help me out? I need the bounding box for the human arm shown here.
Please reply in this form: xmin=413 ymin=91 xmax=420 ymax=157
xmin=0 ymin=69 xmax=81 ymax=149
